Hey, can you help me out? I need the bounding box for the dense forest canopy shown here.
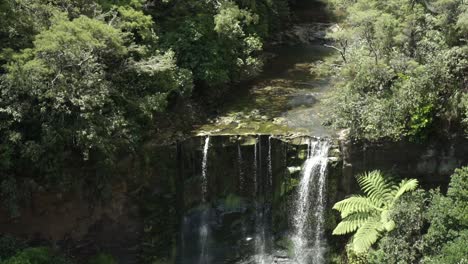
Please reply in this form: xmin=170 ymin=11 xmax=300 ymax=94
xmin=0 ymin=0 xmax=467 ymax=264
xmin=2 ymin=0 xmax=465 ymax=212
xmin=322 ymin=0 xmax=468 ymax=141
xmin=0 ymin=0 xmax=290 ymax=212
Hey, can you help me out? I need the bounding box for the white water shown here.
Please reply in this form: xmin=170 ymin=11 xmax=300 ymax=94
xmin=253 ymin=138 xmax=268 ymax=264
xmin=201 ymin=136 xmax=210 ymax=201
xmin=253 ymin=139 xmax=257 ymax=194
xmin=311 ymin=142 xmax=329 ymax=264
xmin=199 ymin=136 xmax=211 ymax=264
xmin=268 ymin=136 xmax=273 ymax=187
xmin=238 ymin=143 xmax=244 ymax=192
xmin=291 ymin=139 xmax=329 ymax=264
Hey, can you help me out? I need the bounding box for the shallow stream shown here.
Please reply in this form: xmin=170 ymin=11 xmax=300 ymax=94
xmin=195 ymin=39 xmax=335 ymax=137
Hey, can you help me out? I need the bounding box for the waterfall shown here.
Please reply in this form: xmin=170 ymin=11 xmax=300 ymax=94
xmin=238 ymin=143 xmax=244 ymax=192
xmin=199 ymin=136 xmax=210 ymax=264
xmin=268 ymin=136 xmax=273 ymax=187
xmin=253 ymin=137 xmax=268 ymax=264
xmin=291 ymin=139 xmax=329 ymax=264
xmin=311 ymin=142 xmax=329 ymax=264
xmin=253 ymin=139 xmax=257 ymax=194
xmin=201 ymin=136 xmax=210 ymax=201
xmin=258 ymin=137 xmax=263 ymax=190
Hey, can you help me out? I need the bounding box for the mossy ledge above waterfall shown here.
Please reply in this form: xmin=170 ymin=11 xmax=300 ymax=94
xmin=191 ymin=42 xmax=337 ymax=138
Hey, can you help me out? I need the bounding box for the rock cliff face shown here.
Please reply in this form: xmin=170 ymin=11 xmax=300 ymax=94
xmin=0 ymin=183 xmax=141 ymax=263
xmin=340 ymin=135 xmax=468 ymax=192
xmin=1 ymin=134 xmax=465 ymax=263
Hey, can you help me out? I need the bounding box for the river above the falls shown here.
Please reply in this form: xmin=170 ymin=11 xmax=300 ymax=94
xmin=194 ymin=34 xmax=336 ymax=137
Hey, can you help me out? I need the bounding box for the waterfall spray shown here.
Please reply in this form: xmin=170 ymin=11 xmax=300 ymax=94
xmin=268 ymin=136 xmax=273 ymax=187
xmin=311 ymin=143 xmax=329 ymax=264
xmin=199 ymin=136 xmax=211 ymax=264
xmin=201 ymin=136 xmax=210 ymax=201
xmin=253 ymin=139 xmax=257 ymax=194
xmin=253 ymin=137 xmax=268 ymax=264
xmin=238 ymin=143 xmax=244 ymax=192
xmin=291 ymin=139 xmax=329 ymax=264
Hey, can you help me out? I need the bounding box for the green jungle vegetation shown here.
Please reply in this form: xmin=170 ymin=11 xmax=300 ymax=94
xmin=322 ymin=0 xmax=467 ymax=141
xmin=0 ymin=0 xmax=466 ymax=263
xmin=332 ymin=167 xmax=468 ymax=264
xmin=0 ymin=0 xmax=290 ymax=214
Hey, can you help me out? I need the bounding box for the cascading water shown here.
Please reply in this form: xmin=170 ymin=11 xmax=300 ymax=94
xmin=291 ymin=139 xmax=329 ymax=264
xmin=268 ymin=136 xmax=273 ymax=186
xmin=311 ymin=141 xmax=329 ymax=264
xmin=253 ymin=139 xmax=258 ymax=194
xmin=201 ymin=136 xmax=210 ymax=201
xmin=238 ymin=143 xmax=244 ymax=192
xmin=253 ymin=138 xmax=267 ymax=263
xmin=199 ymin=136 xmax=211 ymax=264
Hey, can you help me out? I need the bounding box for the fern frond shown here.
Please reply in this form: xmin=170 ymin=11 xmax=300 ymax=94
xmin=332 ymin=195 xmax=380 ymax=218
xmin=382 ymin=219 xmax=395 ymax=232
xmin=390 ymin=178 xmax=418 ymax=205
xmin=352 ymin=219 xmax=382 ymax=253
xmin=333 ymin=171 xmax=419 ymax=253
xmin=333 ymin=212 xmax=374 ymax=235
xmin=357 ymin=170 xmax=392 ymax=206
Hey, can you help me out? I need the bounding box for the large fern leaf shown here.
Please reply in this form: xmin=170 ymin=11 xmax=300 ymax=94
xmin=332 ymin=171 xmax=419 ymax=254
xmin=332 ymin=212 xmax=374 ymax=235
xmin=352 ymin=219 xmax=382 ymax=253
xmin=357 ymin=171 xmax=392 ymax=206
xmin=390 ymin=178 xmax=418 ymax=205
xmin=332 ymin=195 xmax=380 ymax=218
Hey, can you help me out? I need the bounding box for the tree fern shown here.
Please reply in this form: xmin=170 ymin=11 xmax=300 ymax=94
xmin=390 ymin=179 xmax=419 ymax=205
xmin=358 ymin=170 xmax=396 ymax=205
xmin=333 ymin=195 xmax=381 ymax=218
xmin=352 ymin=218 xmax=383 ymax=253
xmin=332 ymin=170 xmax=418 ymax=253
xmin=332 ymin=212 xmax=374 ymax=235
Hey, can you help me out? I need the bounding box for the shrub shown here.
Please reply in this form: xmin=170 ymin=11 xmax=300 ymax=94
xmin=88 ymin=253 xmax=117 ymax=264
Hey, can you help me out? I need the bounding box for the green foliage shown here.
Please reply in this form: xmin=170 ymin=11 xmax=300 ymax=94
xmin=0 ymin=247 xmax=70 ymax=264
xmin=223 ymin=193 xmax=244 ymax=211
xmin=461 ymin=92 xmax=468 ymax=135
xmin=354 ymin=166 xmax=468 ymax=264
xmin=332 ymin=171 xmax=418 ymax=253
xmin=323 ymin=0 xmax=468 ymax=141
xmin=408 ymin=103 xmax=433 ymax=141
xmin=0 ymin=0 xmax=290 ymax=214
xmin=88 ymin=253 xmax=116 ymax=264
xmin=0 ymin=236 xmax=26 ymax=261
xmin=424 ymin=230 xmax=468 ymax=264
xmin=1 ymin=12 xmax=190 ymax=161
xmin=367 ymin=190 xmax=428 ymax=264
xmin=158 ymin=0 xmax=266 ymax=85
xmin=422 ymin=166 xmax=468 ymax=262
xmin=0 ymin=0 xmax=197 ymax=212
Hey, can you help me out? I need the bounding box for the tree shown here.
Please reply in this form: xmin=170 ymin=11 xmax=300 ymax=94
xmin=422 ymin=166 xmax=468 ymax=263
xmin=366 ymin=190 xmax=428 ymax=264
xmin=0 ymin=6 xmax=192 ymax=210
xmin=332 ymin=170 xmax=418 ymax=253
xmin=159 ymin=0 xmax=264 ymax=86
xmin=323 ymin=0 xmax=468 ymax=141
